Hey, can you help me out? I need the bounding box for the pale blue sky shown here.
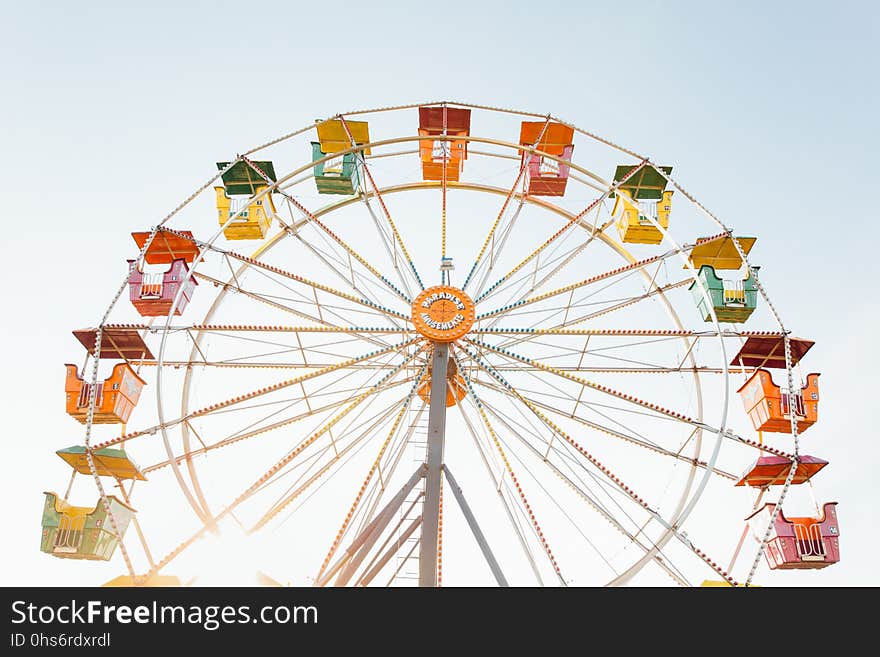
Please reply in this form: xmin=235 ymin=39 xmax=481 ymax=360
xmin=1 ymin=1 xmax=877 ymax=586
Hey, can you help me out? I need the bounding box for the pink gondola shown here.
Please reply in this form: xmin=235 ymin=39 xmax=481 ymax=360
xmin=127 ymin=258 xmax=197 ymax=317
xmin=746 ymin=502 xmax=840 ymax=570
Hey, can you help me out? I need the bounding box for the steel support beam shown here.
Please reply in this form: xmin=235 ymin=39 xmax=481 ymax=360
xmin=335 ymin=491 xmax=424 ymax=587
xmin=419 ymin=342 xmax=449 ymax=587
xmin=317 ymin=464 xmax=426 ymax=587
xmin=443 ymin=465 xmax=508 ymax=587
xmin=356 ymin=515 xmax=422 ymax=587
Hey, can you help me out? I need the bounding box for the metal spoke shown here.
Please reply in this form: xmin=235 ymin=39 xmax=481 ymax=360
xmin=476 ymin=394 xmax=691 ymax=586
xmin=456 ymin=396 xmax=546 ymax=585
xmin=463 ymin=342 xmax=739 ymax=585
xmin=161 ymin=227 xmax=410 ymax=323
xmin=143 ymin=377 xmax=414 ymax=474
xmin=250 ymin=390 xmax=412 ymax=532
xmin=287 ymin=221 xmax=407 ymax=323
xmin=450 ymin=349 xmax=567 ymax=585
xmin=474 ymin=377 xmax=737 ymax=481
xmin=338 ymin=114 xmax=425 ymax=292
xmin=315 ymin=365 xmax=428 ymax=581
xmin=237 ymin=155 xmax=411 ymax=304
xmin=477 ymin=218 xmax=615 ymax=316
xmin=462 ymin=116 xmax=552 ymax=291
xmin=490 ymin=278 xmax=690 ymax=336
xmin=466 ymin=339 xmax=700 ymax=425
xmin=466 ymin=338 xmax=785 ymax=458
xmin=141 ymin=346 xmax=419 ymax=577
xmin=92 ymin=338 xmax=418 ymax=450
xmin=476 ymin=160 xmax=647 ymax=304
xmin=477 ymin=234 xmax=725 ymax=321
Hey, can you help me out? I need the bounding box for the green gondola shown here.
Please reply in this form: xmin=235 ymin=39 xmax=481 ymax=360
xmin=689 ymin=265 xmax=758 ymax=323
xmin=312 ymin=142 xmax=361 ymax=195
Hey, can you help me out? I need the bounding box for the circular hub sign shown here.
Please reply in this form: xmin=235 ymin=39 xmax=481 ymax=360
xmin=411 ymin=285 xmax=476 ymax=343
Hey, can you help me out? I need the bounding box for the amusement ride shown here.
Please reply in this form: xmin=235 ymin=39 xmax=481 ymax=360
xmin=43 ymin=101 xmax=838 ymax=587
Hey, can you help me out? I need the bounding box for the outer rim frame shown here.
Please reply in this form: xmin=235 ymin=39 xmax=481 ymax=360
xmin=155 ymin=169 xmax=719 ymax=587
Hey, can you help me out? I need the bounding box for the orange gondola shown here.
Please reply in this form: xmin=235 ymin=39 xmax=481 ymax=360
xmin=419 ymin=106 xmax=471 ymax=182
xmin=64 ymin=362 xmax=145 ymax=425
xmin=738 ymin=369 xmax=819 ymax=434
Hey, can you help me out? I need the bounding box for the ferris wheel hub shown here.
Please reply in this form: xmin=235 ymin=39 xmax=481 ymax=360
xmin=411 ymin=285 xmax=475 ymax=343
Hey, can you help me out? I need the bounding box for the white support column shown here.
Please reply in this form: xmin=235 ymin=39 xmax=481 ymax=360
xmin=419 ymin=342 xmax=449 ymax=587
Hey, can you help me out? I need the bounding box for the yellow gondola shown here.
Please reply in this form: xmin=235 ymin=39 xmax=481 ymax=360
xmin=40 ymin=492 xmax=136 ymax=561
xmin=214 ymin=184 xmax=275 ymax=240
xmin=214 ymin=160 xmax=277 ymax=240
xmin=613 ymin=188 xmax=673 ymax=244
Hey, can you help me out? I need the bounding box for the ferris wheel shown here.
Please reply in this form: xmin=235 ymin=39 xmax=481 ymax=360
xmin=43 ymin=101 xmax=839 ymax=587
